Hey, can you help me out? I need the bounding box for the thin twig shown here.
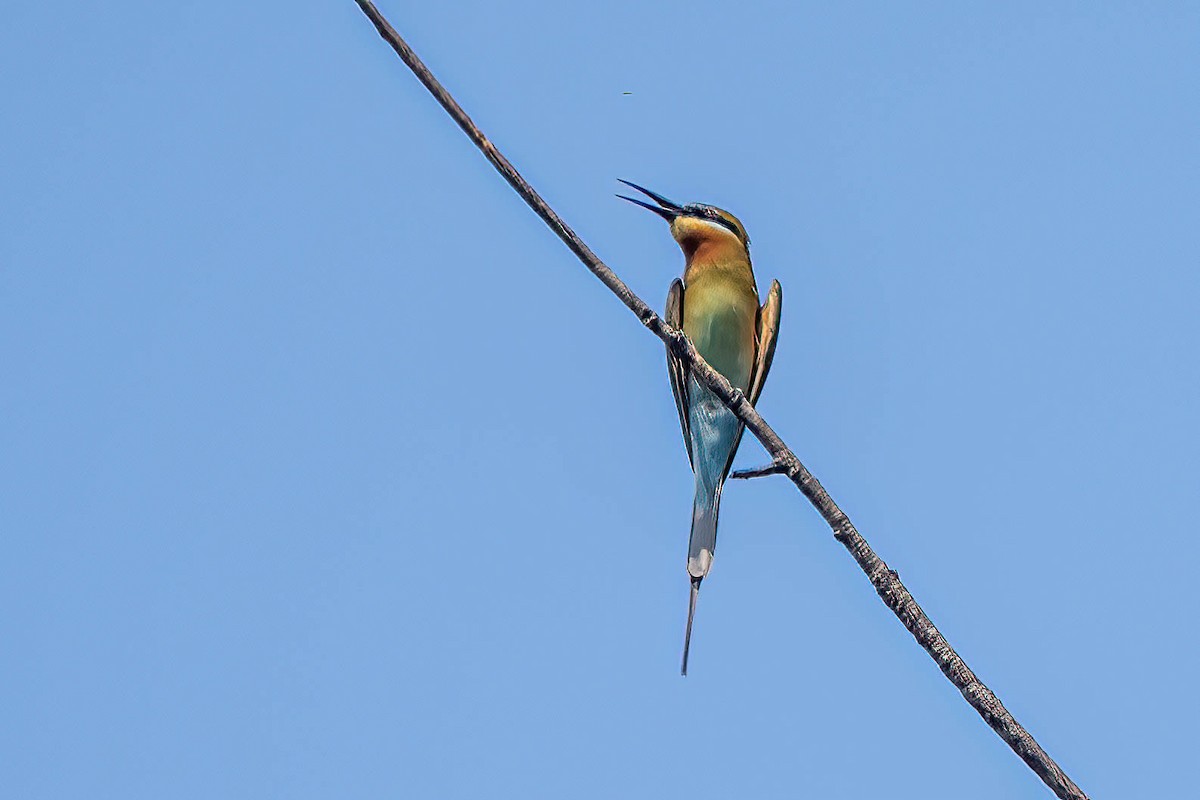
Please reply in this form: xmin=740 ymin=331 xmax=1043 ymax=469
xmin=731 ymin=462 xmax=789 ymax=480
xmin=350 ymin=4 xmax=1088 ymax=798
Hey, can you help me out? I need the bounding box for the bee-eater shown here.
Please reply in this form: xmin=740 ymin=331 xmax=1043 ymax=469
xmin=618 ymin=180 xmax=782 ymax=675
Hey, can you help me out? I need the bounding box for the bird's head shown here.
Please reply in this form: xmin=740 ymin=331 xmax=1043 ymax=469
xmin=617 ymin=180 xmax=750 ymax=261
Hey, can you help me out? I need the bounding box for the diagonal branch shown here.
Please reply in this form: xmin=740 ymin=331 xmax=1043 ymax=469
xmin=350 ymin=3 xmax=1088 ymax=798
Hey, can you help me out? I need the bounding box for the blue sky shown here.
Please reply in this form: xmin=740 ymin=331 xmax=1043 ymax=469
xmin=3 ymin=2 xmax=1197 ymax=798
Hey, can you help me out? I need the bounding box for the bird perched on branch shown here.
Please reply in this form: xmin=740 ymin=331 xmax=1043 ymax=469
xmin=618 ymin=181 xmax=782 ymax=675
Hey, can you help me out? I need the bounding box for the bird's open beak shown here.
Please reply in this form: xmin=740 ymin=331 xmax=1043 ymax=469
xmin=616 ymin=179 xmax=682 ymax=222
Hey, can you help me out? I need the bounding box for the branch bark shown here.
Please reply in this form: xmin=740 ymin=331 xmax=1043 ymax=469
xmin=350 ymin=4 xmax=1089 ymax=798
xmin=731 ymin=461 xmax=789 ymax=480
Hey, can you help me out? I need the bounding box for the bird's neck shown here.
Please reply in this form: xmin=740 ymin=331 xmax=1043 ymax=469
xmin=683 ymin=239 xmax=753 ymax=286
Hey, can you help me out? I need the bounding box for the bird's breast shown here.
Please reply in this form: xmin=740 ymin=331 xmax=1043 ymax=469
xmin=682 ymin=274 xmax=757 ymax=393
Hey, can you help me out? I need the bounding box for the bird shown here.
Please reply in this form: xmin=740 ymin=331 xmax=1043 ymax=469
xmin=618 ymin=180 xmax=782 ymax=675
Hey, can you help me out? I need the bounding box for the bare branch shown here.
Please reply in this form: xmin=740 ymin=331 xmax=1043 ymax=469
xmin=731 ymin=462 xmax=789 ymax=480
xmin=350 ymin=4 xmax=1089 ymax=798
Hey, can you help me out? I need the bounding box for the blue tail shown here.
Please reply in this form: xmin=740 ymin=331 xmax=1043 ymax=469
xmin=688 ymin=478 xmax=721 ymax=580
xmin=681 ymin=466 xmax=724 ymax=675
xmin=685 ymin=374 xmax=740 ymax=581
xmin=680 ymin=375 xmax=744 ymax=675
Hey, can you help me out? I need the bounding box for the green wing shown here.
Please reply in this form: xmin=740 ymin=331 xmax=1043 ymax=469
xmin=665 ymin=278 xmax=693 ymax=469
xmin=747 ymin=279 xmax=782 ymax=407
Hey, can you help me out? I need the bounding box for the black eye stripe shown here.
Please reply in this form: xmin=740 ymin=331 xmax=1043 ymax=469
xmin=682 ymin=204 xmax=746 ymax=243
xmin=706 ymin=213 xmax=740 ymax=236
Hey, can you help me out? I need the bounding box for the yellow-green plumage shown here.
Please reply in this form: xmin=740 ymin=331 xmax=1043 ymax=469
xmin=683 ymin=268 xmax=758 ymax=395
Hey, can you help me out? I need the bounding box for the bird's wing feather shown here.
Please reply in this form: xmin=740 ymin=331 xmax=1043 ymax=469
xmin=665 ymin=279 xmax=693 ymax=469
xmin=747 ymin=279 xmax=782 ymax=407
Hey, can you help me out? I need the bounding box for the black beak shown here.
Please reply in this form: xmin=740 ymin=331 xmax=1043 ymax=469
xmin=616 ymin=179 xmax=682 ymax=222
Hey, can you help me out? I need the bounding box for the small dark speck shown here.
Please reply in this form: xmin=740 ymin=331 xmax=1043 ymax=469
xmin=622 ymin=92 xmax=633 ymax=95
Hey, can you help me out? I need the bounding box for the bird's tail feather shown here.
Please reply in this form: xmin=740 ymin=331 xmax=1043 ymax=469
xmin=687 ymin=480 xmax=721 ymax=580
xmin=681 ymin=577 xmax=700 ymax=676
xmin=682 ymin=482 xmax=721 ymax=675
